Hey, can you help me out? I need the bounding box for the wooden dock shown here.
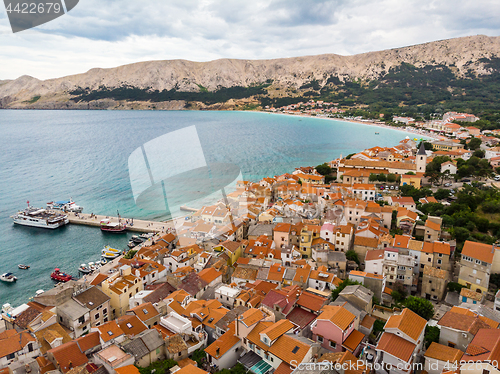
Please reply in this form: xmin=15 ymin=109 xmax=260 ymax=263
xmin=64 ymin=211 xmax=180 ymax=233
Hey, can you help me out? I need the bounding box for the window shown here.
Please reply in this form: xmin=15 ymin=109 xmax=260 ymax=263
xmin=7 ymin=353 xmax=15 ymax=360
xmin=329 ymin=341 xmax=336 ymax=349
xmin=292 ymin=346 xmax=300 ymax=354
xmin=103 ymin=308 xmax=107 ymax=315
xmin=95 ymin=313 xmax=99 ymax=320
xmin=437 ymin=259 xmax=442 ymax=265
xmin=318 ymin=336 xmax=324 ymax=343
xmin=107 ymin=331 xmax=114 ymax=336
xmin=126 ymin=323 xmax=133 ymax=328
xmin=28 ymin=343 xmax=33 ymax=352
xmin=104 ymin=317 xmax=108 ymax=322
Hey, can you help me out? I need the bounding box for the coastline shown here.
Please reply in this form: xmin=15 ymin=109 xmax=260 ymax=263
xmin=258 ymin=110 xmax=441 ymax=141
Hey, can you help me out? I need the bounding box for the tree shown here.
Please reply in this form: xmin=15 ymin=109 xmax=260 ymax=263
xmin=138 ymin=359 xmax=177 ymax=374
xmin=467 ymin=137 xmax=482 ymax=150
xmin=346 ymin=249 xmax=360 ymax=265
xmin=377 ymin=173 xmax=387 ymax=182
xmin=447 ymin=282 xmax=465 ymax=293
xmin=331 ymin=279 xmax=362 ymax=301
xmin=434 ymin=189 xmax=451 ymax=200
xmin=405 ymin=296 xmax=434 ymax=320
xmin=316 ymin=163 xmax=332 ymax=176
xmin=424 ymin=325 xmax=440 ymax=348
xmin=387 ymin=174 xmax=397 ymax=183
xmin=418 ymin=141 xmax=434 ymax=151
xmin=452 ymin=227 xmax=470 ymax=242
xmin=369 ymin=173 xmax=378 ymax=182
xmin=473 ymin=149 xmax=485 ymax=158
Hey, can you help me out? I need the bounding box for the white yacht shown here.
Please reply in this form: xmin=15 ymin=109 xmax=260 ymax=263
xmin=46 ymin=199 xmax=83 ymax=213
xmin=12 ymin=204 xmax=69 ymax=229
xmin=0 ymin=273 xmax=17 ymax=283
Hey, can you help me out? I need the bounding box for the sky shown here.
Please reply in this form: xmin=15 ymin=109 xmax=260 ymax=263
xmin=1 ymin=0 xmax=499 ymax=80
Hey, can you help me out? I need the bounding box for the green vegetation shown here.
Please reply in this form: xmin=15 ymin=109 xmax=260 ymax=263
xmin=192 ymin=349 xmax=206 ymax=367
xmin=331 ymin=279 xmax=362 ymax=301
xmin=417 ymin=184 xmax=500 ymax=245
xmin=124 ymin=249 xmax=138 ymax=259
xmin=447 ymin=282 xmax=465 ymax=293
xmin=315 ymin=163 xmax=332 ymax=176
xmin=424 ymin=326 xmax=440 ymax=349
xmin=418 ymin=141 xmax=434 ymax=151
xmin=25 ymin=95 xmax=41 ymax=104
xmin=197 ymin=84 xmax=208 ymax=93
xmin=373 ymin=319 xmax=385 ymax=336
xmin=405 ymin=296 xmax=434 ymax=320
xmin=137 ymin=359 xmax=177 ymax=374
xmin=346 ymin=249 xmax=360 ymax=265
xmin=70 ymin=83 xmax=271 ymax=106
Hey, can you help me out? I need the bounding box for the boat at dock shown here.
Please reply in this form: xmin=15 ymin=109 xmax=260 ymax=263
xmin=18 ymin=264 xmax=30 ymax=270
xmin=101 ymin=245 xmax=122 ymax=260
xmin=0 ymin=273 xmax=17 ymax=283
xmin=50 ymin=268 xmax=73 ymax=282
xmin=12 ymin=203 xmax=69 ymax=229
xmin=131 ymin=235 xmax=143 ymax=244
xmin=100 ymin=219 xmax=127 ymax=233
xmin=127 ymin=241 xmax=136 ymax=248
xmin=47 ymin=199 xmax=83 ymax=213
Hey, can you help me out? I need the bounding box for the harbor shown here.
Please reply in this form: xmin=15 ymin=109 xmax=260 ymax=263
xmin=64 ymin=211 xmax=187 ymax=234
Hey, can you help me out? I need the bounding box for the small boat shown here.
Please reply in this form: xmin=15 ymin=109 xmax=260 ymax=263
xmin=139 ymin=233 xmax=153 ymax=239
xmin=50 ymin=268 xmax=73 ymax=282
xmin=18 ymin=264 xmax=30 ymax=270
xmin=100 ymin=218 xmax=127 ymax=233
xmin=0 ymin=273 xmax=17 ymax=283
xmin=127 ymin=241 xmax=136 ymax=248
xmin=131 ymin=235 xmax=143 ymax=244
xmin=102 ymin=251 xmax=120 ymax=260
xmin=375 ymin=132 xmax=380 ymax=135
xmin=102 ymin=245 xmax=120 ymax=254
xmin=78 ymin=264 xmax=92 ymax=274
xmin=47 ymin=199 xmax=83 ymax=213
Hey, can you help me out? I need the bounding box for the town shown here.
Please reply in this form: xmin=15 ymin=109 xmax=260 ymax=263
xmin=2 ymin=112 xmax=500 ymax=374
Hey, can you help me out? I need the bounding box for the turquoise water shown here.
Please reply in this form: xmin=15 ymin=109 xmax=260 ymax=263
xmin=0 ymin=110 xmax=414 ymax=306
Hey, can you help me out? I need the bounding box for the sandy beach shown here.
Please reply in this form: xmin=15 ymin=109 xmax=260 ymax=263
xmin=261 ymin=110 xmax=443 ymax=141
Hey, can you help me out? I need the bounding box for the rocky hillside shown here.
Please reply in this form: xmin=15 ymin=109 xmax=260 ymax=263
xmin=1 ymin=35 xmax=500 ymax=110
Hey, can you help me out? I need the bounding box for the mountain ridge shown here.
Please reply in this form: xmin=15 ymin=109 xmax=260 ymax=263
xmin=1 ymin=34 xmax=500 ymax=110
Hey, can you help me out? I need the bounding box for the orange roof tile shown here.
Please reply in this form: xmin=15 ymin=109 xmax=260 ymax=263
xmin=377 ymin=332 xmax=415 ymax=361
xmin=128 ymin=302 xmax=160 ymax=322
xmin=462 ymin=241 xmax=494 ymax=264
xmin=343 ymin=329 xmax=365 ymax=352
xmin=268 ymin=334 xmax=311 ymax=365
xmin=48 ymin=341 xmax=88 ymax=373
xmin=424 ymin=342 xmax=464 ymax=362
xmin=384 ymin=308 xmax=427 ymax=341
xmin=116 ymin=314 xmax=148 ymax=336
xmin=115 ymin=365 xmax=141 ymax=374
xmin=205 ymin=325 xmax=240 ymax=359
xmin=317 ymin=305 xmax=355 ymax=330
xmin=175 ymin=364 xmax=208 ymax=374
xmin=260 ymin=319 xmax=294 ymax=341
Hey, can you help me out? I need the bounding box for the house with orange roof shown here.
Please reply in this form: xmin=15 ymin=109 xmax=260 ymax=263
xmin=198 ymin=267 xmax=223 ymax=288
xmin=396 ymin=207 xmax=418 ymax=234
xmin=424 ymin=342 xmax=463 ymax=374
xmin=298 ymin=224 xmax=321 ymax=258
xmin=437 ymin=308 xmax=492 ymax=351
xmin=458 ymin=240 xmax=494 ymax=293
xmin=92 ymin=320 xmax=126 ymax=348
xmin=388 ymin=196 xmax=416 ymax=210
xmin=213 ymin=240 xmax=243 ymax=265
xmin=101 ymin=265 xmax=144 ymax=318
xmin=364 ymin=249 xmax=385 ymax=275
xmin=0 ymin=330 xmax=38 ymax=367
xmin=46 ymin=340 xmax=90 ymax=373
xmin=460 ymin=328 xmax=500 ymax=373
xmin=126 ymin=302 xmax=160 ymax=329
xmin=311 ymin=304 xmax=356 ymax=353
xmin=308 ymin=266 xmax=340 ymax=292
xmin=375 ymin=308 xmax=427 ymax=374
xmin=424 ymin=217 xmax=442 ymax=242
xmin=245 ymin=235 xmax=275 ymax=258
xmin=205 ymin=322 xmax=241 ymax=370
xmin=244 ymin=318 xmax=315 ymax=373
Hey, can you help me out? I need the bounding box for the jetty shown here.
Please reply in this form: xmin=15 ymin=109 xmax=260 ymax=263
xmin=63 ymin=211 xmax=186 ymax=233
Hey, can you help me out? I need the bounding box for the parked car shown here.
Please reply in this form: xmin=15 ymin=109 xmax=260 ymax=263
xmin=395 ymin=186 xmax=399 ymax=190
xmin=390 ymin=185 xmax=394 ymax=190
xmin=444 ymin=182 xmax=452 ymax=187
xmin=495 ymin=175 xmax=500 ymax=181
xmin=380 ymin=186 xmax=385 ymax=190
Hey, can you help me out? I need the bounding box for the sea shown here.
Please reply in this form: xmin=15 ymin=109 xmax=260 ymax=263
xmin=0 ymin=110 xmax=419 ymax=306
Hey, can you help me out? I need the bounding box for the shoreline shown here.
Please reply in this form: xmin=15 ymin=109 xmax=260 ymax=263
xmin=258 ymin=110 xmax=441 ymax=141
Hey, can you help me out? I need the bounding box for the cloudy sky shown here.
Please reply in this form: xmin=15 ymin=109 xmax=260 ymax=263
xmin=1 ymin=0 xmax=499 ymax=80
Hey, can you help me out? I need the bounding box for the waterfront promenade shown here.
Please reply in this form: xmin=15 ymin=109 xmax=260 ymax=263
xmin=64 ymin=211 xmax=187 ymax=233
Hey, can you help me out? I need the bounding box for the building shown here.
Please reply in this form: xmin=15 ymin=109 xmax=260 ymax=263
xmin=421 ymin=265 xmax=449 ymax=301
xmin=458 ymin=241 xmax=494 ymax=293
xmin=437 ymin=309 xmax=491 ymax=350
xmin=424 ymin=342 xmax=463 ymax=374
xmin=73 ymin=286 xmax=111 ymax=327
xmin=311 ymin=304 xmax=356 ymax=353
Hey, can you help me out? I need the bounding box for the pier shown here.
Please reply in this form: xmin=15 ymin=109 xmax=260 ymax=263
xmin=63 ymin=211 xmax=187 ymax=233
